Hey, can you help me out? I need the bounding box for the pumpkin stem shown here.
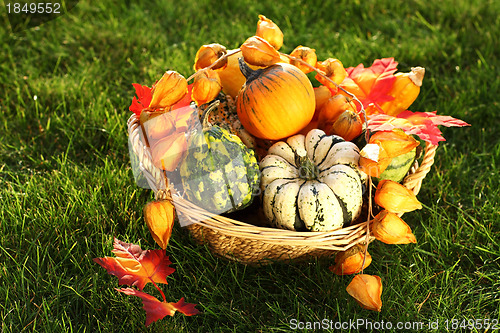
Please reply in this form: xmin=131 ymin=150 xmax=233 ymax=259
xmin=238 ymin=57 xmax=264 ymax=84
xmin=296 ymin=153 xmax=319 ymax=180
xmin=201 ymin=100 xmax=220 ymax=130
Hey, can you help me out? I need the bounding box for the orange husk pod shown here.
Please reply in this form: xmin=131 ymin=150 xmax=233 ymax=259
xmin=317 ymin=94 xmax=357 ymax=134
xmin=143 ymin=200 xmax=175 ymax=249
xmin=193 ymin=43 xmax=228 ymax=71
xmin=372 ymin=210 xmax=417 ymax=244
xmin=141 ymin=111 xmax=176 ymax=148
xmin=191 ymin=69 xmax=222 ymax=106
xmin=240 ymin=36 xmax=282 ymax=67
xmin=375 ymin=180 xmax=422 ymax=214
xmin=256 ymin=15 xmax=283 ymax=50
xmin=370 ymin=129 xmax=420 ymax=158
xmin=359 ymin=143 xmax=392 ymax=177
xmin=149 ymin=71 xmax=188 ymax=109
xmin=346 ymin=274 xmax=383 ymax=312
xmin=330 ymin=244 xmax=372 ymax=275
xmin=289 ymin=45 xmax=317 ymax=74
xmin=379 ymin=67 xmax=425 ymax=116
xmin=150 ymin=132 xmax=188 ymax=171
xmin=328 ymin=109 xmax=363 ymax=141
xmin=315 ymin=58 xmax=347 ymax=92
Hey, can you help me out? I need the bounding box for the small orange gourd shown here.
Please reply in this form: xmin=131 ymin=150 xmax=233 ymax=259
xmin=236 ymin=59 xmax=315 ymax=140
xmin=317 ymin=94 xmax=357 ymax=132
xmin=328 ymin=109 xmax=363 ymax=141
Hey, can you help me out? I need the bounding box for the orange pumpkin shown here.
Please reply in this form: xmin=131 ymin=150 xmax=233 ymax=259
xmin=317 ymin=94 xmax=357 ymax=132
xmin=236 ymin=59 xmax=315 ymax=140
xmin=328 ymin=109 xmax=363 ymax=141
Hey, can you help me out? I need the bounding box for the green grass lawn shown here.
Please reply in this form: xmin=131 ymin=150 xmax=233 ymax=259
xmin=1 ymin=0 xmax=499 ymax=331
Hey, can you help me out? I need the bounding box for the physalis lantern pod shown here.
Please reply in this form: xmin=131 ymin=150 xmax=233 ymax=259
xmin=289 ymin=45 xmax=317 ymax=73
xmin=256 ymin=15 xmax=283 ymax=50
xmin=240 ymin=36 xmax=282 ymax=67
xmin=359 ymin=129 xmax=419 ymax=177
xmin=375 ymin=180 xmax=422 ymax=214
xmin=359 ymin=143 xmax=392 ymax=177
xmin=328 ymin=109 xmax=363 ymax=141
xmin=150 ymin=132 xmax=188 ymax=171
xmin=143 ymin=200 xmax=175 ymax=249
xmin=193 ymin=43 xmax=228 ymax=71
xmin=192 ymin=69 xmax=222 ymax=106
xmin=330 ymin=244 xmax=372 ymax=276
xmin=149 ymin=71 xmax=188 ymax=110
xmin=370 ymin=129 xmax=420 ymax=158
xmin=372 ymin=210 xmax=417 ymax=244
xmin=315 ymin=58 xmax=347 ymax=92
xmin=346 ymin=274 xmax=383 ymax=312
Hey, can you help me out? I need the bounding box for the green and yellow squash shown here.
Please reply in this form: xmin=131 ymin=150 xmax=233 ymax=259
xmin=377 ymin=148 xmax=417 ymax=183
xmin=178 ymin=101 xmax=260 ymax=214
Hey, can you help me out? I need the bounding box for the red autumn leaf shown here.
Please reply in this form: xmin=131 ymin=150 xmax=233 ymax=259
xmin=129 ymin=83 xmax=153 ymax=117
xmin=116 ymin=288 xmax=200 ymax=326
xmin=367 ymin=110 xmax=470 ymax=145
xmin=93 ymin=238 xmax=175 ymax=290
xmin=340 ymin=58 xmax=398 ymax=114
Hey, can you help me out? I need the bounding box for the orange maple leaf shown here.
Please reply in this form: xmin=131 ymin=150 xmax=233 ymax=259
xmin=116 ymin=288 xmax=200 ymax=326
xmin=340 ymin=58 xmax=398 ymax=114
xmin=367 ymin=110 xmax=470 ymax=145
xmin=93 ymin=238 xmax=175 ymax=290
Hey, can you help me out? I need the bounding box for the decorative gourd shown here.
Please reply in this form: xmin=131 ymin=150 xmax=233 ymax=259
xmin=317 ymin=94 xmax=357 ymax=133
xmin=376 ymin=148 xmax=417 ymax=183
xmin=328 ymin=109 xmax=364 ymax=141
xmin=236 ymin=59 xmax=315 ymax=140
xmin=197 ymin=93 xmax=256 ymax=149
xmin=259 ymin=129 xmax=364 ymax=231
xmin=178 ymin=101 xmax=260 ymax=214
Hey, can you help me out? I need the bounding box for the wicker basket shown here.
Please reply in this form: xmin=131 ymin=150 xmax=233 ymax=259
xmin=127 ymin=114 xmax=437 ymax=265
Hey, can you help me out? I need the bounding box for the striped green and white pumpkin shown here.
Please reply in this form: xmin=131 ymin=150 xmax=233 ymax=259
xmin=259 ymin=129 xmax=364 ymax=231
xmin=179 ymin=101 xmax=260 ymax=214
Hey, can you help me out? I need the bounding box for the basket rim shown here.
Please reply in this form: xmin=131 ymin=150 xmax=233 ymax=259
xmin=127 ymin=113 xmax=436 ymax=249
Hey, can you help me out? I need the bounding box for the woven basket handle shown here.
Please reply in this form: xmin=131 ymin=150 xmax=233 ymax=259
xmin=402 ymin=142 xmax=437 ymax=196
xmin=127 ymin=115 xmax=166 ymax=193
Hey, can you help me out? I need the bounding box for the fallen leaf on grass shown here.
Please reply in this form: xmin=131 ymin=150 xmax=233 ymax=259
xmin=93 ymin=238 xmax=175 ymax=290
xmin=116 ymin=288 xmax=200 ymax=326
